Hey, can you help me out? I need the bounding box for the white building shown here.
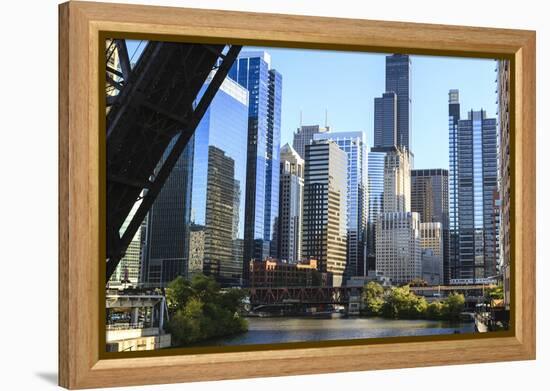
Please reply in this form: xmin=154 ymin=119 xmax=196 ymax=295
xmin=278 ymin=143 xmax=304 ymax=264
xmin=375 ymin=212 xmax=422 ymax=285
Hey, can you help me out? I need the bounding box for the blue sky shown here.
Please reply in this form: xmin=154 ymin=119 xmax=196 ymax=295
xmin=250 ymin=46 xmax=497 ymax=170
xmin=124 ymin=40 xmax=497 ymax=170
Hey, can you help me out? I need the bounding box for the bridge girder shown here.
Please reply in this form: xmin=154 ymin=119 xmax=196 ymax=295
xmin=105 ymin=39 xmax=242 ymax=282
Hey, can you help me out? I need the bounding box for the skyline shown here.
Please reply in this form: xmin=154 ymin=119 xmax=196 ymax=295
xmin=249 ymin=46 xmax=497 ymax=169
xmin=125 ymin=40 xmax=498 ymax=169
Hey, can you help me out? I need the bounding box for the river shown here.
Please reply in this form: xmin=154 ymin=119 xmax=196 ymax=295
xmin=204 ymin=316 xmax=476 ymax=346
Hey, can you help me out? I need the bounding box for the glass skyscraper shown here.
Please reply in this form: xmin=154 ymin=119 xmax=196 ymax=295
xmin=448 ymin=90 xmax=499 ymax=281
xmin=385 ymin=54 xmax=412 ymax=150
xmin=314 ymin=131 xmax=368 ymax=278
xmin=189 ymin=73 xmax=249 ymax=286
xmin=141 ymin=136 xmax=194 ymax=288
xmin=227 ymin=51 xmax=283 ymax=282
xmin=374 ymin=92 xmax=397 ymax=148
xmin=366 ymin=147 xmax=392 ymax=272
xmin=373 ymin=54 xmax=412 ymax=151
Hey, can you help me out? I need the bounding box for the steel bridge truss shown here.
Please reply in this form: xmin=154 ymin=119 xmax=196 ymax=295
xmin=248 ymin=287 xmax=360 ymax=305
xmin=105 ymin=39 xmax=242 ymax=282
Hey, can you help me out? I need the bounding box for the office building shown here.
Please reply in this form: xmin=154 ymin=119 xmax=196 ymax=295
xmin=277 ymin=143 xmax=304 ymax=264
xmin=374 ymin=92 xmax=397 ymax=148
xmin=108 ymin=201 xmax=143 ymax=289
xmin=314 ymin=131 xmax=368 ymax=278
xmin=142 ymin=71 xmax=249 ymax=287
xmin=375 ymin=212 xmax=422 ymax=285
xmin=228 ymin=51 xmax=283 ymax=280
xmin=302 ymin=140 xmax=348 ymax=287
xmin=419 ymin=222 xmax=443 ymax=285
xmin=383 ymin=147 xmax=411 ymax=213
xmin=140 ymin=137 xmax=194 ymax=288
xmin=448 ymin=90 xmax=499 ymax=281
xmin=385 ymin=54 xmax=412 ymax=150
xmin=292 ymin=124 xmax=330 ymax=159
xmin=411 ymin=169 xmax=450 ymax=283
xmin=249 ymin=258 xmax=330 ymax=288
xmin=366 ymin=147 xmax=394 ymax=272
xmin=498 ymin=59 xmax=511 ymax=312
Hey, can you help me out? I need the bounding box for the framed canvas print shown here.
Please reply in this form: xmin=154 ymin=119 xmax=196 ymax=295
xmin=58 ymin=1 xmax=536 ymax=389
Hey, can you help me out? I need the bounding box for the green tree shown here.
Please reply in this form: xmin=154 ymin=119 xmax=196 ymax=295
xmin=484 ymin=285 xmax=504 ymax=302
xmin=381 ymin=286 xmax=428 ymax=319
xmin=362 ymin=281 xmax=385 ymax=316
xmin=441 ymin=292 xmax=465 ymax=320
xmin=164 ymin=273 xmax=248 ymax=346
xmin=426 ymin=301 xmax=444 ymax=320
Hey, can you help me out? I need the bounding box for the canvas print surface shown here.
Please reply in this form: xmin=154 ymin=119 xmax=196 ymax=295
xmin=104 ymin=39 xmax=511 ymax=352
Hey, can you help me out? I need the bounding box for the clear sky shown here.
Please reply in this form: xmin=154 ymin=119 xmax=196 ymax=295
xmin=124 ymin=40 xmax=497 ymax=170
xmin=248 ymin=46 xmax=497 ymax=170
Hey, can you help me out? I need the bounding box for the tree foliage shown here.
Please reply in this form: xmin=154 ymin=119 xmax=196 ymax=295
xmin=361 ymin=282 xmax=465 ymax=321
xmin=165 ymin=274 xmax=248 ymax=346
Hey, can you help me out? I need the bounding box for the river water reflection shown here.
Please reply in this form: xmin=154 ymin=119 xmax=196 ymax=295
xmin=204 ymin=316 xmax=476 ymax=346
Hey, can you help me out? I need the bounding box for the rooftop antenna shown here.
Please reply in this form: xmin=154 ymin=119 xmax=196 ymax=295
xmin=325 ymin=109 xmax=328 ymax=129
xmin=300 ymin=110 xmax=303 ymax=127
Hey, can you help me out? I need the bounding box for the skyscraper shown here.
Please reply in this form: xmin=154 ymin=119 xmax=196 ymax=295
xmin=140 ymin=136 xmax=194 ymax=288
xmin=374 ymin=92 xmax=397 ymax=148
xmin=383 ymin=148 xmax=411 ymax=213
xmin=449 ymin=93 xmax=499 ymax=281
xmin=314 ymin=131 xmax=368 ymax=277
xmin=411 ymin=169 xmax=450 ymax=283
xmin=366 ymin=147 xmax=391 ymax=272
xmin=277 ymin=143 xmax=304 ymax=264
xmin=375 ymin=147 xmax=421 ymax=284
xmin=385 ymin=54 xmax=412 ymax=150
xmin=293 ymin=124 xmax=330 ymax=159
xmin=448 ymin=89 xmax=461 ymax=280
xmin=228 ymin=51 xmax=283 ymax=280
xmin=419 ymin=222 xmax=443 ymax=285
xmin=302 ymin=140 xmax=348 ymax=287
xmin=109 ymin=201 xmax=143 ymax=288
xmin=497 ymin=59 xmax=511 ymax=312
xmin=376 ymin=212 xmax=422 ymax=285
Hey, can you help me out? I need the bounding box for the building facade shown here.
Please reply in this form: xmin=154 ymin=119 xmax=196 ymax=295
xmin=411 ymin=169 xmax=450 ymax=283
xmin=375 ymin=212 xmax=422 ymax=285
xmin=140 ymin=137 xmax=194 ymax=288
xmin=190 ymin=74 xmax=249 ymax=286
xmin=419 ymin=222 xmax=443 ymax=285
xmin=292 ymin=124 xmax=330 ymax=159
xmin=302 ymin=140 xmax=348 ymax=287
xmin=228 ymin=51 xmax=283 ymax=282
xmin=314 ymin=131 xmax=368 ymax=278
xmin=383 ymin=147 xmax=411 ymax=213
xmin=448 ymin=92 xmax=499 ymax=281
xmin=249 ymin=259 xmax=329 ymax=287
xmin=498 ymin=60 xmax=511 ymax=312
xmin=277 ymin=143 xmax=304 ymax=264
xmin=374 ymin=92 xmax=397 ymax=148
xmin=109 ymin=201 xmax=143 ymax=289
xmin=385 ymin=54 xmax=412 ymax=150
xmin=366 ymin=147 xmax=395 ymax=272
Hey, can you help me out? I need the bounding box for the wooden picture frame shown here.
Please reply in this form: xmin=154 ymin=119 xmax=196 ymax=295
xmin=59 ymin=1 xmax=536 ymax=389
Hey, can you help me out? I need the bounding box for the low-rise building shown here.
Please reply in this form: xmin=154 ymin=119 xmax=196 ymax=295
xmin=249 ymin=258 xmax=331 ymax=287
